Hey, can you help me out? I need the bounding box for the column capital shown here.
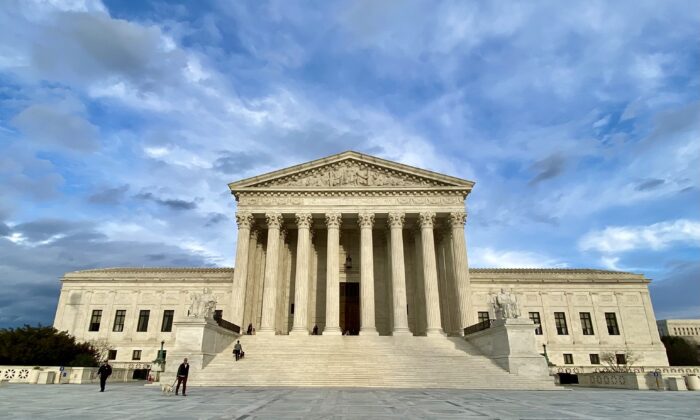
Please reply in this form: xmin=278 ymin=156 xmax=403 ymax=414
xmin=387 ymin=212 xmax=405 ymax=229
xmin=235 ymin=211 xmax=255 ymax=228
xmin=358 ymin=212 xmax=375 ymax=229
xmin=418 ymin=212 xmax=436 ymax=229
xmin=265 ymin=212 xmax=283 ymax=229
xmin=448 ymin=211 xmax=467 ymax=228
xmin=295 ymin=213 xmax=313 ymax=228
xmin=325 ymin=212 xmax=342 ymax=228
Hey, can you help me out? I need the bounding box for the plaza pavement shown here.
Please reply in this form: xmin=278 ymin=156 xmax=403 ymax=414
xmin=1 ymin=382 xmax=699 ymax=419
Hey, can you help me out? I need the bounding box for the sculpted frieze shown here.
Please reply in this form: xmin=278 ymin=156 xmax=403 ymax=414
xmin=251 ymin=160 xmax=450 ymax=188
xmin=239 ymin=194 xmax=464 ymax=207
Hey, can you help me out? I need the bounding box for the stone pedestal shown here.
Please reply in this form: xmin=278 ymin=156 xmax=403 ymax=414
xmin=37 ymin=371 xmax=55 ymax=384
xmin=686 ymin=375 xmax=700 ymax=391
xmin=465 ymin=318 xmax=550 ymax=377
xmin=162 ymin=317 xmax=238 ymax=383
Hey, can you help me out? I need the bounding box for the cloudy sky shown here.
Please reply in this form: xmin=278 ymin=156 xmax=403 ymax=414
xmin=0 ymin=0 xmax=698 ymax=328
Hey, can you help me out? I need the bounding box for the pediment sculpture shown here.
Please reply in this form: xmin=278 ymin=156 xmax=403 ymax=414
xmin=253 ymin=160 xmax=449 ymax=188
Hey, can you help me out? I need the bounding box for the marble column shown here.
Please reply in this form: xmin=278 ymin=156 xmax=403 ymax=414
xmin=358 ymin=212 xmax=378 ymax=335
xmin=419 ymin=212 xmax=444 ymax=336
xmin=448 ymin=211 xmax=470 ymax=334
xmin=290 ymin=213 xmax=312 ymax=335
xmin=231 ymin=212 xmax=254 ymax=327
xmin=259 ymin=213 xmax=283 ymax=335
xmin=324 ymin=213 xmax=342 ymax=335
xmin=388 ymin=212 xmax=411 ymax=335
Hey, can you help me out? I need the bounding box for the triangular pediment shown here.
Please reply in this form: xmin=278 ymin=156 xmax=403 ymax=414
xmin=228 ymin=151 xmax=474 ymax=192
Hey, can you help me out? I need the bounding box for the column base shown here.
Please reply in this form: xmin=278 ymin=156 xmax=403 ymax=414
xmin=323 ymin=327 xmax=342 ymax=335
xmin=256 ymin=328 xmax=275 ymax=336
xmin=426 ymin=328 xmax=446 ymax=337
xmin=289 ymin=329 xmax=309 ymax=336
xmin=360 ymin=328 xmax=379 ymax=336
xmin=392 ymin=328 xmax=412 ymax=336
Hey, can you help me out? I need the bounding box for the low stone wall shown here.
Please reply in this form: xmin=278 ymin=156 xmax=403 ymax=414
xmin=0 ymin=365 xmax=141 ymax=384
xmin=575 ymin=371 xmax=699 ymax=391
xmin=549 ymin=365 xmax=700 ymax=376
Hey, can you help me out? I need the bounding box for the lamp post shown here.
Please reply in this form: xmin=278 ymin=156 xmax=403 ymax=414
xmin=542 ymin=344 xmax=553 ymax=366
xmin=153 ymin=341 xmax=166 ymax=380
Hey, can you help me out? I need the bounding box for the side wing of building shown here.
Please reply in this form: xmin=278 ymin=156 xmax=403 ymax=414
xmin=53 ymin=268 xmax=234 ymax=366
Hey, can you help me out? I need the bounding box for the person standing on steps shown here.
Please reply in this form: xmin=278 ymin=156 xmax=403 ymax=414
xmin=233 ymin=340 xmax=243 ymax=361
xmin=96 ymin=360 xmax=112 ymax=392
xmin=175 ymin=358 xmax=189 ymax=396
xmin=246 ymin=323 xmax=253 ymax=335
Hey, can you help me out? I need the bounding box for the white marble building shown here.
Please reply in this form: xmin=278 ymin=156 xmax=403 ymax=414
xmin=53 ymin=151 xmax=669 ymax=376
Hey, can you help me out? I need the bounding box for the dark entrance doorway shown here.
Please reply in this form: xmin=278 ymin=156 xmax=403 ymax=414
xmin=340 ymin=282 xmax=360 ymax=335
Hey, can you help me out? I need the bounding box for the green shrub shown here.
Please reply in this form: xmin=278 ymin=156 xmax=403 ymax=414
xmin=0 ymin=325 xmax=100 ymax=367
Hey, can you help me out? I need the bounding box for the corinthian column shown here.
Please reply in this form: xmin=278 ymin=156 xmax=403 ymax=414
xmin=258 ymin=213 xmax=283 ymax=335
xmin=358 ymin=212 xmax=378 ymax=335
xmin=388 ymin=212 xmax=411 ymax=335
xmin=290 ymin=213 xmax=313 ymax=335
xmin=231 ymin=212 xmax=254 ymax=327
xmin=419 ymin=212 xmax=444 ymax=336
xmin=324 ymin=213 xmax=342 ymax=335
xmin=448 ymin=211 xmax=470 ymax=334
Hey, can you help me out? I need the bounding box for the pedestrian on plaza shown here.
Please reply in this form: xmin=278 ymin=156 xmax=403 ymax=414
xmin=233 ymin=340 xmax=243 ymax=361
xmin=312 ymin=325 xmax=318 ymax=335
xmin=175 ymin=358 xmax=190 ymax=396
xmin=96 ymin=361 xmax=112 ymax=392
xmin=246 ymin=323 xmax=253 ymax=335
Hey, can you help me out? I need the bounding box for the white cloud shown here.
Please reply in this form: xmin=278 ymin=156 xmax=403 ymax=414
xmin=579 ymin=219 xmax=700 ymax=254
xmin=470 ymin=247 xmax=567 ymax=269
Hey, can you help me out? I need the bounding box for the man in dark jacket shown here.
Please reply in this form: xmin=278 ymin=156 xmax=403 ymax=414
xmin=96 ymin=361 xmax=112 ymax=392
xmin=175 ymin=358 xmax=189 ymax=396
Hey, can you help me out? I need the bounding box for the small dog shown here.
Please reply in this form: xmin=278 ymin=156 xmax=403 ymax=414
xmin=161 ymin=380 xmax=176 ymax=396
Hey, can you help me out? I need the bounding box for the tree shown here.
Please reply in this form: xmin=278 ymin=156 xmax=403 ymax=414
xmin=661 ymin=336 xmax=700 ymax=366
xmin=0 ymin=325 xmax=99 ymax=367
xmin=600 ymin=349 xmax=640 ymax=372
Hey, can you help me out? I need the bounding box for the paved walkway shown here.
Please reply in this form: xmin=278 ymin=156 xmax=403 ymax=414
xmin=1 ymin=383 xmax=699 ymax=419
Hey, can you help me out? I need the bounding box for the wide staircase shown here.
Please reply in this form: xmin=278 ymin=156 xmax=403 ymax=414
xmin=190 ymin=335 xmax=557 ymax=389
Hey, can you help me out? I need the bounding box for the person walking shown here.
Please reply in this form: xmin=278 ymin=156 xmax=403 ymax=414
xmin=233 ymin=340 xmax=243 ymax=361
xmin=96 ymin=361 xmax=112 ymax=392
xmin=175 ymin=358 xmax=189 ymax=396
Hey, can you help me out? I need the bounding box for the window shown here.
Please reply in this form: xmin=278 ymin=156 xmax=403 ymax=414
xmin=589 ymin=354 xmax=600 ymax=364
xmin=161 ymin=310 xmax=174 ymax=332
xmin=616 ymin=354 xmax=626 ymax=365
xmin=107 ymin=350 xmax=117 ymax=360
xmin=605 ymin=312 xmax=620 ymax=335
xmin=563 ymin=354 xmax=574 ymax=364
xmin=113 ymin=310 xmax=126 ymax=332
xmin=214 ymin=309 xmax=223 ymax=320
xmin=89 ymin=310 xmax=102 ymax=332
xmin=132 ymin=350 xmax=141 ymax=361
xmin=529 ymin=312 xmax=542 ymax=335
xmin=580 ymin=312 xmax=594 ymax=335
xmin=554 ymin=312 xmax=568 ymax=335
xmin=478 ymin=311 xmax=490 ymax=324
xmin=137 ymin=310 xmax=150 ymax=332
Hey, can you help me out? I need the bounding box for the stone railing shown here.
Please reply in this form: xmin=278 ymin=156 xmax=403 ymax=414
xmin=213 ymin=314 xmax=241 ymax=334
xmin=0 ymin=365 xmax=140 ymax=384
xmin=549 ymin=365 xmax=700 ymax=375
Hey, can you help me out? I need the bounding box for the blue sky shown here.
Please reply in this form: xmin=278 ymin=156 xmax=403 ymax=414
xmin=0 ymin=0 xmax=698 ymax=328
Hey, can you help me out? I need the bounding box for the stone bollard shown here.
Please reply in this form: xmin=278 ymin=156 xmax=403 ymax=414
xmin=666 ymin=377 xmax=687 ymax=391
xmin=686 ymin=375 xmax=700 ymax=391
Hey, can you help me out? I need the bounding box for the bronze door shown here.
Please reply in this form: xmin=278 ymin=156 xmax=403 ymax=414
xmin=339 ymin=282 xmax=360 ymax=335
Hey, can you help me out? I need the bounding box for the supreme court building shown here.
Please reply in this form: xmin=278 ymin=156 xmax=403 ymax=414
xmin=54 ymin=151 xmax=669 ymax=388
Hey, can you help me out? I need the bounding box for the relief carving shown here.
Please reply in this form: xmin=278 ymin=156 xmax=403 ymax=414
xmin=253 ymin=160 xmax=449 ymax=188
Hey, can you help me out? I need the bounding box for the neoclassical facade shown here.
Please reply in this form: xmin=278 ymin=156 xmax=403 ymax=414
xmin=53 ymin=151 xmax=669 ymax=373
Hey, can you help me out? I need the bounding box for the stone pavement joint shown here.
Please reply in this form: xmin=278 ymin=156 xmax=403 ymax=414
xmin=0 ymin=383 xmax=699 ymax=419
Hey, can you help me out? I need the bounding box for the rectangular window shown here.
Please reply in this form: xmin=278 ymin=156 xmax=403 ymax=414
xmin=590 ymin=354 xmax=600 ymax=364
xmin=137 ymin=310 xmax=150 ymax=332
xmin=554 ymin=312 xmax=568 ymax=335
xmin=616 ymin=354 xmax=626 ymax=365
xmin=563 ymin=354 xmax=574 ymax=364
xmin=161 ymin=310 xmax=174 ymax=332
xmin=580 ymin=312 xmax=594 ymax=335
xmin=214 ymin=309 xmax=223 ymax=320
xmin=132 ymin=350 xmax=141 ymax=361
xmin=605 ymin=312 xmax=620 ymax=335
xmin=478 ymin=311 xmax=490 ymax=324
xmin=107 ymin=349 xmax=117 ymax=360
xmin=113 ymin=310 xmax=126 ymax=332
xmin=89 ymin=310 xmax=102 ymax=332
xmin=529 ymin=312 xmax=542 ymax=335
